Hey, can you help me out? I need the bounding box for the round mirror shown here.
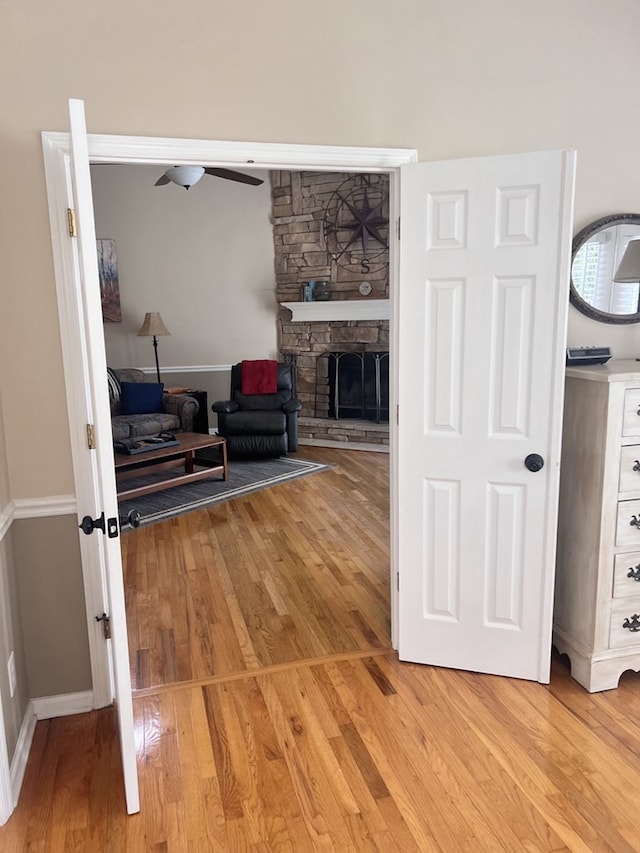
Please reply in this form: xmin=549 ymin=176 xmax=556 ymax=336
xmin=570 ymin=213 xmax=640 ymax=323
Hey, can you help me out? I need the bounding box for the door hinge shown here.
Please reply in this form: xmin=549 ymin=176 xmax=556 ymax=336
xmin=397 ymin=217 xmax=401 ymax=240
xmin=95 ymin=613 xmax=111 ymax=640
xmin=396 ymin=404 xmax=399 ymax=425
xmin=397 ymin=573 xmax=400 ymax=591
xmin=86 ymin=423 xmax=95 ymax=449
xmin=67 ymin=208 xmax=77 ymax=237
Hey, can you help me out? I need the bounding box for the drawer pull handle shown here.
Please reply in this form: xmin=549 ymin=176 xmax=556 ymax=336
xmin=627 ymin=564 xmax=640 ymax=582
xmin=634 ymin=460 xmax=640 ymax=472
xmin=630 ymin=515 xmax=640 ymax=529
xmin=623 ymin=614 xmax=640 ymax=632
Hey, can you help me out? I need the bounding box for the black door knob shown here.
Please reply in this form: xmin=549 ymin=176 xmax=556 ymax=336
xmin=524 ymin=453 xmax=544 ymax=472
xmin=79 ymin=512 xmax=106 ymax=535
xmin=119 ymin=510 xmax=142 ymax=530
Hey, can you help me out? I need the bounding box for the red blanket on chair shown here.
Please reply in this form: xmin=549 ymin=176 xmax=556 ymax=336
xmin=241 ymin=359 xmax=278 ymax=395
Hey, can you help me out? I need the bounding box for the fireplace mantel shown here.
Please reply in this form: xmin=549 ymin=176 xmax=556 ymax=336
xmin=281 ymin=299 xmax=390 ymax=322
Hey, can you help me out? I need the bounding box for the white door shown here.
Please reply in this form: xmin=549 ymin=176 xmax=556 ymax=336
xmin=68 ymin=99 xmax=140 ymax=814
xmin=397 ymin=151 xmax=576 ymax=681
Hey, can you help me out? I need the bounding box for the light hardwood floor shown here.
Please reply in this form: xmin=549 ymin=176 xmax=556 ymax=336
xmin=3 ymin=447 xmax=640 ymax=851
xmin=122 ymin=447 xmax=391 ymax=690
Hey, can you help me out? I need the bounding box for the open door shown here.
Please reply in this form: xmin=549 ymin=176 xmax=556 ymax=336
xmin=397 ymin=150 xmax=576 ymax=681
xmin=68 ymin=99 xmax=140 ymax=814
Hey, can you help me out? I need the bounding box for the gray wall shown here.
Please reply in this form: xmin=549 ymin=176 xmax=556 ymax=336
xmin=13 ymin=518 xmax=91 ymax=698
xmin=0 ymin=531 xmax=29 ymax=763
xmin=0 ymin=385 xmax=28 ymax=764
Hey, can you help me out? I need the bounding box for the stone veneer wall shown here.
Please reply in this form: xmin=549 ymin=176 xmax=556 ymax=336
xmin=270 ymin=171 xmax=389 ymax=447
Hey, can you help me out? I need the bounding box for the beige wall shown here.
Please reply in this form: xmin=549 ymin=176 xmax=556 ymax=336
xmin=91 ymin=164 xmax=277 ymax=372
xmin=3 ymin=0 xmax=640 ymax=498
xmin=1 ymin=0 xmax=640 ymax=709
xmin=0 ymin=389 xmax=9 ymax=510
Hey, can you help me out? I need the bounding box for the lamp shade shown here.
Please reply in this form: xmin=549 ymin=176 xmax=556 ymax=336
xmin=137 ymin=312 xmax=170 ymax=337
xmin=614 ymin=239 xmax=640 ymax=282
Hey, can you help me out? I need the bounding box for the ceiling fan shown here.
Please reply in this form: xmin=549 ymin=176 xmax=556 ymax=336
xmin=154 ymin=165 xmax=264 ymax=190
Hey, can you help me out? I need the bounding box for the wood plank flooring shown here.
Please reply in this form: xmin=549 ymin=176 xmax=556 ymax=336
xmin=3 ymin=447 xmax=640 ymax=850
xmin=122 ymin=447 xmax=391 ymax=690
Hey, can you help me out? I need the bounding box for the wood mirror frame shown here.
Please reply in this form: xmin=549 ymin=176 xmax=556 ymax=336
xmin=570 ymin=213 xmax=640 ymax=324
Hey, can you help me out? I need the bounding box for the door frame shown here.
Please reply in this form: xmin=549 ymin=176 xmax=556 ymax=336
xmin=41 ymin=131 xmax=417 ymax=703
xmin=0 ymin=687 xmax=11 ymax=825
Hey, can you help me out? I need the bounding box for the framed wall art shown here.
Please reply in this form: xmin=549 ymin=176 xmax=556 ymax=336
xmin=97 ymin=238 xmax=122 ymax=322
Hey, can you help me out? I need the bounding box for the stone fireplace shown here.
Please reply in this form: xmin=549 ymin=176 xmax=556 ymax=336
xmin=270 ymin=171 xmax=390 ymax=449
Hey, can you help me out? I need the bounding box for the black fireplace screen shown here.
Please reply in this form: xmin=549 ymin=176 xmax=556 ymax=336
xmin=320 ymin=351 xmax=389 ymax=423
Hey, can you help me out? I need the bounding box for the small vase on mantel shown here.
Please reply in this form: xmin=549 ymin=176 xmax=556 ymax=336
xmin=314 ymin=280 xmax=331 ymax=301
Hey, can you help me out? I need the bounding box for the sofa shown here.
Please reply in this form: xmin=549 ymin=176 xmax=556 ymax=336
xmin=108 ymin=367 xmax=199 ymax=441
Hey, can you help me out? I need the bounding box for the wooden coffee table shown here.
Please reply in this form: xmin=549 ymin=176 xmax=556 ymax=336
xmin=114 ymin=433 xmax=227 ymax=500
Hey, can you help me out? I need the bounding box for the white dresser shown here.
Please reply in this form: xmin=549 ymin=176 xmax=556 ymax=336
xmin=555 ymin=360 xmax=640 ymax=691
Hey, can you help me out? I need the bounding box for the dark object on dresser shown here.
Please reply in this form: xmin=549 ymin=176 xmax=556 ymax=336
xmin=212 ymin=362 xmax=302 ymax=459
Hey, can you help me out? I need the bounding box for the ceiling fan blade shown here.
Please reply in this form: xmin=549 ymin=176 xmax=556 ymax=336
xmin=154 ymin=174 xmax=171 ymax=186
xmin=203 ymin=167 xmax=264 ymax=186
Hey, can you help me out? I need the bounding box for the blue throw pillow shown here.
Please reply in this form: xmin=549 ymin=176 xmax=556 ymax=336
xmin=120 ymin=382 xmax=164 ymax=415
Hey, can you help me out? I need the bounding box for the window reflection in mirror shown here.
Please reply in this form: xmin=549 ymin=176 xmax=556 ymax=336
xmin=570 ymin=214 xmax=640 ymax=324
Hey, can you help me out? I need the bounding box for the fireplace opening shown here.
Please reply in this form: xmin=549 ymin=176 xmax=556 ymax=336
xmin=323 ymin=351 xmax=389 ymax=423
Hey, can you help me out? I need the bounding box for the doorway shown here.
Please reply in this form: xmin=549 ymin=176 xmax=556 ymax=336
xmin=42 ymin=129 xmax=415 ymax=708
xmin=39 ymin=105 xmax=578 ymax=825
xmin=89 ymin=160 xmax=396 ymax=690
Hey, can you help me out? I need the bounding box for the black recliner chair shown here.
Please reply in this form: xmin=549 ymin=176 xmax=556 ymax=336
xmin=212 ymin=362 xmax=302 ymax=459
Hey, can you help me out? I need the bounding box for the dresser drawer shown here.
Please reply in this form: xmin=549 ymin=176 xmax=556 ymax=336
xmin=613 ymin=552 xmax=640 ymax=597
xmin=615 ymin=499 xmax=640 ymax=546
xmin=619 ymin=446 xmax=640 ymax=493
xmin=623 ymin=389 xmax=640 ymax=437
xmin=609 ymin=598 xmax=640 ymax=648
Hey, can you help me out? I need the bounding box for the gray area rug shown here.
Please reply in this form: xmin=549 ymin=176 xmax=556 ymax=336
xmin=118 ymin=456 xmax=329 ymax=528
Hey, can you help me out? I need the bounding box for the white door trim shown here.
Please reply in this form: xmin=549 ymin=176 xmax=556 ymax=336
xmin=0 ymin=683 xmax=12 ymax=825
xmin=0 ymin=505 xmax=17 ymax=825
xmin=42 ymin=133 xmax=110 ymax=708
xmin=536 ymin=152 xmax=576 ymax=680
xmin=43 ymin=132 xmax=416 ymax=172
xmin=41 ymin=130 xmax=415 ymax=709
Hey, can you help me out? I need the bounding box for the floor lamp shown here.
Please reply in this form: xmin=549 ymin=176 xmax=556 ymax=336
xmin=137 ymin=312 xmax=170 ymax=383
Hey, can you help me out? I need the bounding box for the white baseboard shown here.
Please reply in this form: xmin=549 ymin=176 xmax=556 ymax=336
xmin=5 ymin=691 xmax=95 ymax=815
xmin=32 ymin=690 xmax=95 ymax=720
xmin=10 ymin=701 xmax=36 ymax=807
xmin=298 ymin=437 xmax=389 ymax=453
xmin=139 ymin=363 xmax=233 ymax=374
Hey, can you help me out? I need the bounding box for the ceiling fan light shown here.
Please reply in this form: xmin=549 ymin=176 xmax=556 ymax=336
xmin=164 ymin=165 xmax=206 ymax=189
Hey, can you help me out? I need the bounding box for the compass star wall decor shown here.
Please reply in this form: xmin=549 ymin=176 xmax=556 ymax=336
xmin=322 ymin=174 xmax=389 ymax=275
